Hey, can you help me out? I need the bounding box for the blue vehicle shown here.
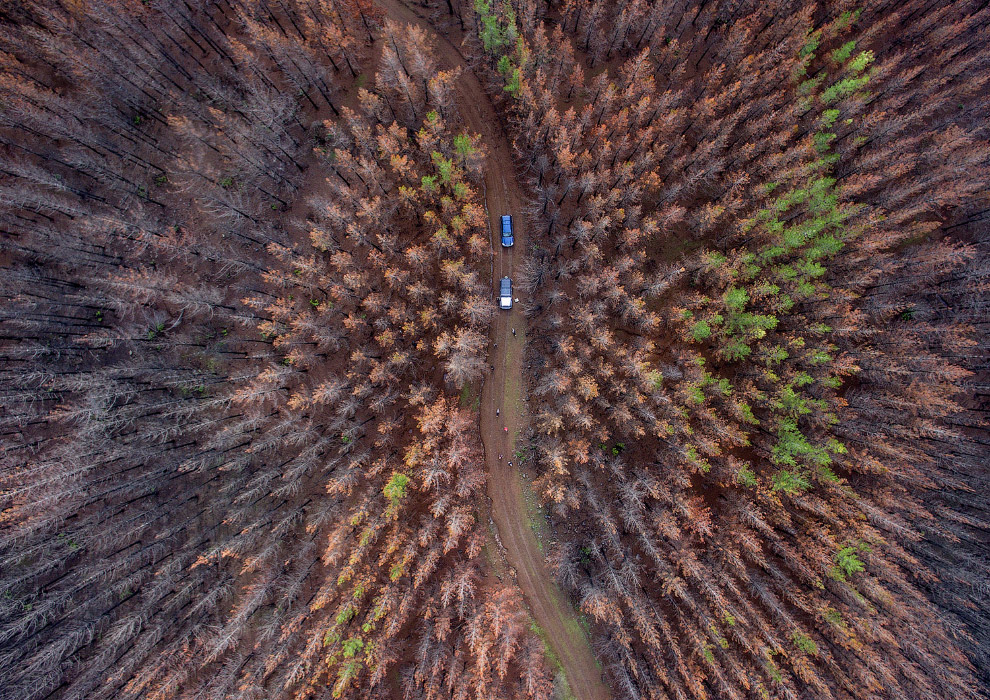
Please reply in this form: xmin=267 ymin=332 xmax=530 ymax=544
xmin=500 ymin=214 xmax=514 ymax=247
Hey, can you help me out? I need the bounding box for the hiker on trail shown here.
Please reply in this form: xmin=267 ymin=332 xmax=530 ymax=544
xmin=508 ymin=461 xmax=512 ymax=466
xmin=498 ymin=453 xmax=502 ymax=460
xmin=496 ymin=408 xmax=499 ymax=417
xmin=512 ymin=328 xmax=516 ymax=336
xmin=503 ymin=427 xmax=508 ymax=433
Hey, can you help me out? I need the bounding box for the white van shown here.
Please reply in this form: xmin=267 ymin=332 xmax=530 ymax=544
xmin=499 ymin=277 xmax=512 ymax=309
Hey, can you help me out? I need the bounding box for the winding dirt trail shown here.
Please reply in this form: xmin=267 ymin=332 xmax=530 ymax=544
xmin=373 ymin=3 xmax=609 ymax=698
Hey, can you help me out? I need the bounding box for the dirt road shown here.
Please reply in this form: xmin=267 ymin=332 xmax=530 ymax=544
xmin=373 ymin=2 xmax=609 ymax=698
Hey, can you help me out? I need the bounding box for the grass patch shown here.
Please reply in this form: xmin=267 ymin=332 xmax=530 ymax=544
xmin=518 ymin=470 xmax=550 ymax=552
xmin=528 ymin=618 xmax=576 ymax=700
xmin=503 ymin=344 xmax=526 ymax=415
xmin=480 ymin=541 xmax=497 ymax=570
xmin=458 ymin=383 xmax=480 ymax=410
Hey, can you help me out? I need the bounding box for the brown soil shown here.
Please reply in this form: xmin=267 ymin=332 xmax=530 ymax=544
xmin=374 ymin=2 xmax=610 ymax=698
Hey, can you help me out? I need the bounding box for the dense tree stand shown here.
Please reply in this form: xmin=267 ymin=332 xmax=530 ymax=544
xmin=1 ymin=1 xmax=988 ymax=700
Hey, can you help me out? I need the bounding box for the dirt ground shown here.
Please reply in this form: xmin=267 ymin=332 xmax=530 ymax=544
xmin=375 ymin=2 xmax=610 ymax=698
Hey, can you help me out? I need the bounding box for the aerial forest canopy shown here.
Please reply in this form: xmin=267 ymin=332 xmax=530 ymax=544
xmin=0 ymin=1 xmax=987 ymax=700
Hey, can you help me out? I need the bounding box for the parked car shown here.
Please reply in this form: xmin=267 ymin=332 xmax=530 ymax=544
xmin=499 ymin=277 xmax=512 ymax=309
xmin=500 ymin=215 xmax=514 ymax=247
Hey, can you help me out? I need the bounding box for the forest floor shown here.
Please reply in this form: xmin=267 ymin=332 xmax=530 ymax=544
xmin=375 ymin=2 xmax=609 ymax=698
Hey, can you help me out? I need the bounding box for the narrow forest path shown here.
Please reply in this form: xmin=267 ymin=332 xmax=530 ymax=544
xmin=372 ymin=2 xmax=609 ymax=699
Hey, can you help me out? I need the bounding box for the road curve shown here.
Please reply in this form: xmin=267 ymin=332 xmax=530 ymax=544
xmin=372 ymin=2 xmax=609 ymax=698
